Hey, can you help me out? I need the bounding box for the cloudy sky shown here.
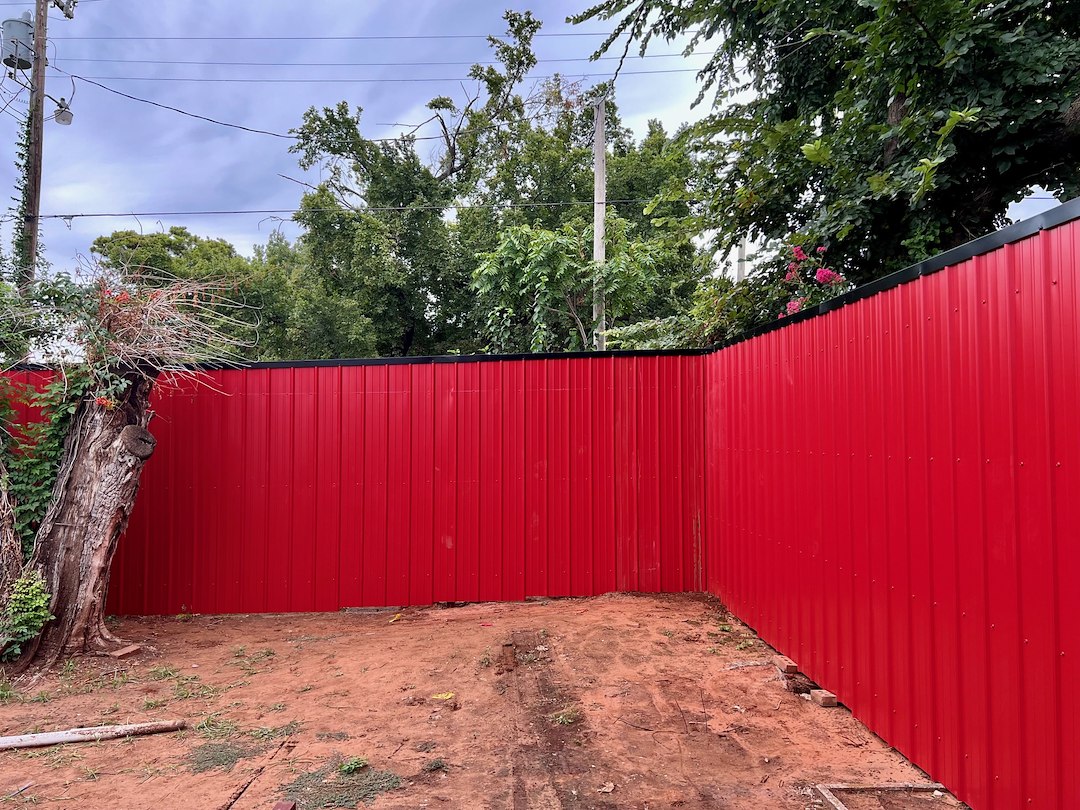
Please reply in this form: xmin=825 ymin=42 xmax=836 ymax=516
xmin=0 ymin=0 xmax=715 ymax=267
xmin=0 ymin=0 xmax=1062 ymax=270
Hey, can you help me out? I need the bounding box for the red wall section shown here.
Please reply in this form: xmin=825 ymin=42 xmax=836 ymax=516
xmin=107 ymin=354 xmax=707 ymax=617
xmin=8 ymin=208 xmax=1079 ymax=810
xmin=704 ymin=218 xmax=1080 ymax=810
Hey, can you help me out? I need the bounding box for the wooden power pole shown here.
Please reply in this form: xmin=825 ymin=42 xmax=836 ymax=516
xmin=21 ymin=0 xmax=50 ymax=289
xmin=19 ymin=0 xmax=76 ymax=290
xmin=592 ymin=97 xmax=606 ymax=350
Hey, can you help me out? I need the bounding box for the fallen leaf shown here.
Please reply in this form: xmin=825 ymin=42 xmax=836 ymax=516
xmin=389 ymin=613 xmax=402 ymax=623
xmin=431 ymin=692 xmax=455 ymax=701
xmin=597 ymin=782 xmax=615 ymax=794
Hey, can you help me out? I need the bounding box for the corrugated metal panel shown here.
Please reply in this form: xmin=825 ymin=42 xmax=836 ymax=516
xmin=108 ymin=354 xmax=707 ymax=616
xmin=705 ymin=218 xmax=1080 ymax=810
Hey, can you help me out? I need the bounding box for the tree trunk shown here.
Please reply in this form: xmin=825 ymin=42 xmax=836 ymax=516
xmin=0 ymin=457 xmax=21 ymax=607
xmin=17 ymin=373 xmax=156 ymax=670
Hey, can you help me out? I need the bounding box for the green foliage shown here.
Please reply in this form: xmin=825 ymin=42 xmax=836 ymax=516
xmin=287 ymin=14 xmax=708 ymax=358
xmin=339 ymin=756 xmax=368 ymax=775
xmin=572 ymin=0 xmax=1080 ymax=283
xmin=4 ymin=373 xmax=91 ymax=556
xmin=474 ymin=214 xmax=688 ymax=351
xmin=0 ymin=569 xmax=53 ymax=661
xmin=8 ymin=115 xmax=36 ymax=288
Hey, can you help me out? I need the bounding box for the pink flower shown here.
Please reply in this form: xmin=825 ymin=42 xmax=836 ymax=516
xmin=816 ymin=246 xmax=827 ymax=254
xmin=784 ymin=269 xmax=798 ymax=282
xmin=787 ymin=262 xmax=798 ymax=271
xmin=815 ymin=268 xmax=845 ymax=285
xmin=785 ymin=298 xmax=807 ymax=315
xmin=779 ymin=311 xmax=786 ymax=319
xmin=792 ymin=246 xmax=808 ymax=261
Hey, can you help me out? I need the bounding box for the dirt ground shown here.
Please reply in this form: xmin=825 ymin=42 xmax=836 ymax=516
xmin=1 ymin=593 xmax=958 ymax=809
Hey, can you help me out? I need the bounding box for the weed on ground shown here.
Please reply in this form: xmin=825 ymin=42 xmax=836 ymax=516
xmin=249 ymin=721 xmax=301 ymax=741
xmin=188 ymin=741 xmax=265 ymax=773
xmin=195 ymin=713 xmax=238 ymax=739
xmin=279 ymin=756 xmax=401 ymax=809
xmin=549 ymin=706 xmax=581 ymax=726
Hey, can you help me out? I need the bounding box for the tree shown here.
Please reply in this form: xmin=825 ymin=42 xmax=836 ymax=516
xmin=91 ymin=226 xmax=284 ymax=353
xmin=287 ymin=11 xmax=544 ymax=357
xmin=572 ymin=0 xmax=1080 ymax=283
xmin=1 ymin=270 xmax=248 ymax=669
xmin=473 ymin=213 xmax=692 ymax=352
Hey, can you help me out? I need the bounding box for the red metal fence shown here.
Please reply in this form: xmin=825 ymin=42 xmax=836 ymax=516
xmin=106 ymin=354 xmax=706 ymax=616
xmin=6 ymin=201 xmax=1079 ymax=809
xmin=705 ymin=215 xmax=1080 ymax=809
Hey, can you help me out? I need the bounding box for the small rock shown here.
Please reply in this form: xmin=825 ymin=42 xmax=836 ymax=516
xmin=597 ymin=782 xmax=615 ymax=794
xmin=933 ymin=790 xmax=944 ymax=799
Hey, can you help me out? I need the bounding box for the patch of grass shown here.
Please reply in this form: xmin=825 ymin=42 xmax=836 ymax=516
xmin=478 ymin=652 xmax=492 ymax=668
xmin=422 ymin=758 xmax=448 ymax=773
xmin=195 ymin=713 xmax=238 ymax=740
xmin=59 ymin=659 xmax=77 ymax=679
xmin=316 ymin=731 xmax=350 ymax=742
xmin=279 ymin=757 xmax=401 ymax=809
xmin=149 ymin=666 xmax=179 ymax=681
xmin=549 ymin=706 xmax=581 ymax=726
xmin=0 ymin=677 xmax=18 ymax=703
xmin=267 ymin=702 xmax=286 ymax=712
xmin=104 ymin=670 xmax=132 ymax=689
xmin=232 ymin=647 xmax=276 ymax=675
xmin=142 ymin=698 xmax=167 ymax=710
xmin=413 ymin=740 xmax=436 ymax=753
xmin=735 ymin=639 xmax=754 ymax=651
xmin=250 ymin=721 xmax=301 ymax=741
xmin=188 ymin=741 xmax=265 ymax=773
xmin=298 ymin=684 xmax=314 ymax=693
xmin=338 ymin=756 xmax=367 ymax=775
xmin=659 ymin=629 xmax=675 ymax=638
xmin=24 ymin=746 xmax=83 ymax=769
xmin=29 ymin=690 xmax=51 ymax=704
xmin=173 ymin=675 xmax=220 ymax=701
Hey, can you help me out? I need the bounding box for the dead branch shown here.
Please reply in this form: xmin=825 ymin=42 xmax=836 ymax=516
xmin=0 ymin=720 xmax=187 ymax=751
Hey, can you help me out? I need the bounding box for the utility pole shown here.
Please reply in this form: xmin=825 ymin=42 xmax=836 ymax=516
xmin=736 ymin=239 xmax=747 ymax=282
xmin=20 ymin=0 xmax=49 ymax=289
xmin=592 ymin=97 xmax=606 ymax=350
xmin=20 ymin=0 xmax=75 ymax=290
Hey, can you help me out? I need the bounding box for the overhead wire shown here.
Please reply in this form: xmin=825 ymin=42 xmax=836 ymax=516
xmin=38 ymin=198 xmax=668 ymax=220
xmin=49 ymin=51 xmax=715 ymax=68
xmin=62 ymin=67 xmax=701 ymax=84
xmin=50 ymin=30 xmax=644 ymax=41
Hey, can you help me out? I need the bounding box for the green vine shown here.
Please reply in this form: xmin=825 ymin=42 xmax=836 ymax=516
xmin=0 ymin=568 xmax=53 ymax=661
xmin=3 ymin=373 xmax=91 ymax=558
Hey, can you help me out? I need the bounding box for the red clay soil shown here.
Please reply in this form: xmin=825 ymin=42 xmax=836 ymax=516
xmin=0 ymin=593 xmax=954 ymax=809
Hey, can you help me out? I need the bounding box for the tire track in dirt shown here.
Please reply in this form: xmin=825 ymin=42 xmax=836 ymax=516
xmin=500 ymin=630 xmax=613 ymax=810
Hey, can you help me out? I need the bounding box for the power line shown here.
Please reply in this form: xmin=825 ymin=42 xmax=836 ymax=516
xmin=68 ymin=73 xmax=296 ymax=138
xmin=62 ymin=72 xmax=544 ymax=142
xmin=51 ymin=51 xmax=714 ymax=68
xmin=39 ymin=198 xmax=665 ymax=220
xmin=49 ymin=30 xmax=628 ymax=41
xmin=64 ymin=67 xmax=700 ymax=84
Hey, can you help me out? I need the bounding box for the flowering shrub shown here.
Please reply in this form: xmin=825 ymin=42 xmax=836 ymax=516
xmin=778 ymin=244 xmax=852 ymax=318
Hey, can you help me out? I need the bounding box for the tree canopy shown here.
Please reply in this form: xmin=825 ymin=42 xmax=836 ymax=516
xmin=572 ymin=0 xmax=1080 ymax=284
